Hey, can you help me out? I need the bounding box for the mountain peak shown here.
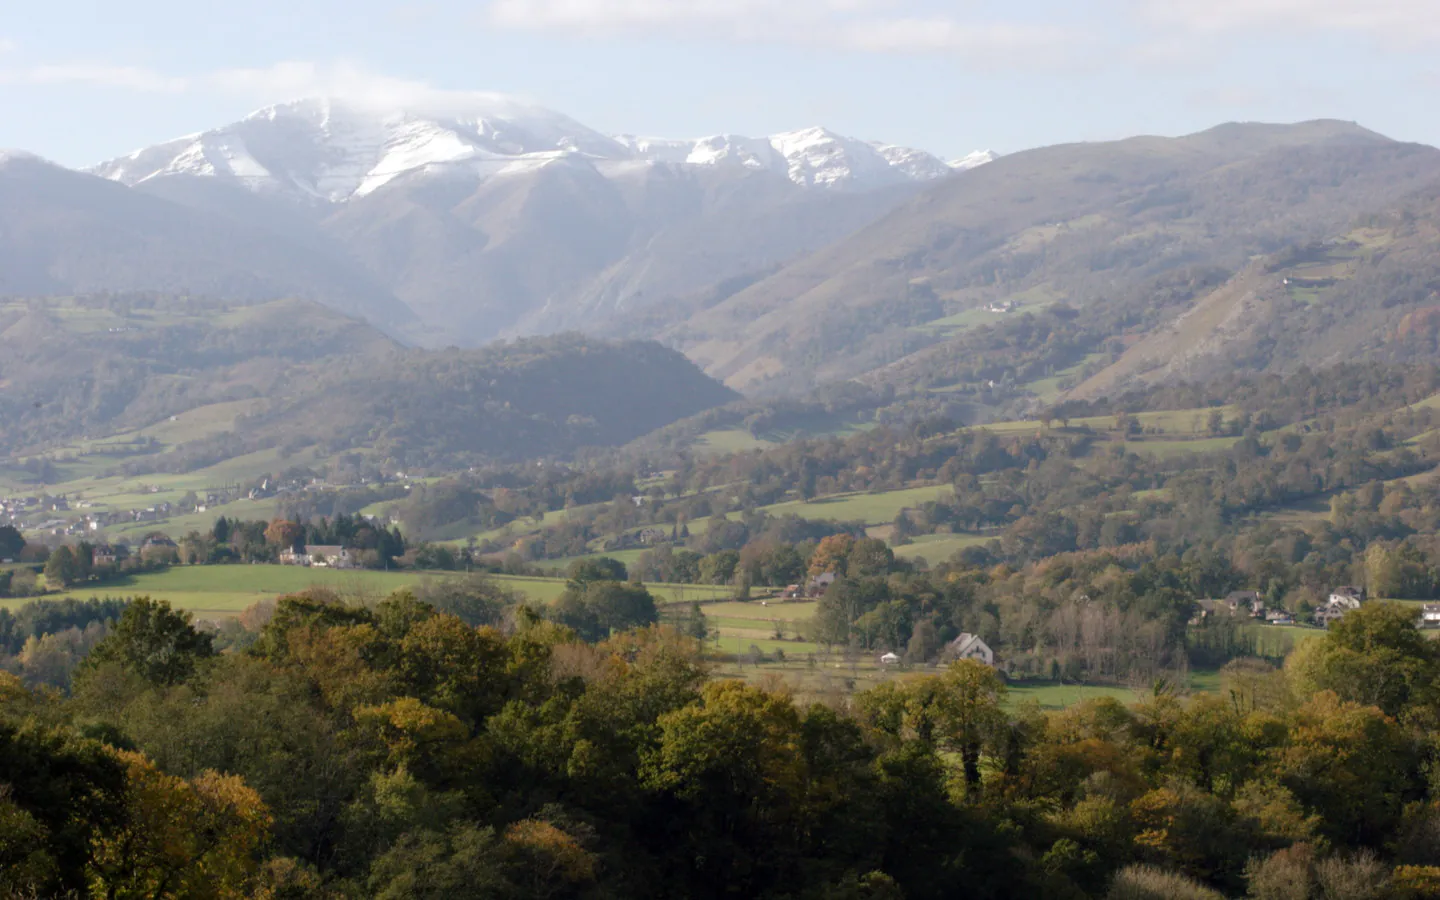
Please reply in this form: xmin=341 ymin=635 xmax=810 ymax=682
xmin=948 ymin=150 xmax=999 ymax=170
xmin=90 ymin=97 xmax=979 ymax=200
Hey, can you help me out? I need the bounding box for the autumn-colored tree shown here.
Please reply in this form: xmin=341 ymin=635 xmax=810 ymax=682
xmin=1267 ymin=691 xmax=1417 ymax=847
xmin=87 ymin=750 xmax=272 ymax=900
xmin=502 ymin=818 xmax=598 ymax=898
xmin=808 ymin=533 xmax=855 ymax=578
xmin=354 ymin=697 xmax=469 ymax=778
xmin=264 ymin=519 xmax=305 ymax=550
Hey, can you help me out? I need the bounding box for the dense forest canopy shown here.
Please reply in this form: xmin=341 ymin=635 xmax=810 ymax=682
xmin=7 ymin=587 xmax=1440 ymax=898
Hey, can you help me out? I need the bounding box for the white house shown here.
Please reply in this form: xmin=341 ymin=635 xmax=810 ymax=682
xmin=944 ymin=633 xmax=995 ymax=667
xmin=280 ymin=545 xmax=357 ymax=569
xmin=1423 ymin=603 xmax=1440 ymax=629
xmin=1328 ymin=586 xmax=1366 ymax=609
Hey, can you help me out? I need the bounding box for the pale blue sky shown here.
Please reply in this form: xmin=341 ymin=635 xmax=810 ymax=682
xmin=1 ymin=0 xmax=1438 ymax=166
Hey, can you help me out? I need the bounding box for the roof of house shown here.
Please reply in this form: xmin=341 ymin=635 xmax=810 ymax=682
xmin=948 ymin=633 xmax=989 ymax=651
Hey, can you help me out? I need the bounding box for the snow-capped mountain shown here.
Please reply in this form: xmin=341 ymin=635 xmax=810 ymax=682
xmin=92 ymin=97 xmax=989 ymax=201
xmin=92 ymin=96 xmax=628 ymax=203
xmin=949 ymin=150 xmax=999 ymax=171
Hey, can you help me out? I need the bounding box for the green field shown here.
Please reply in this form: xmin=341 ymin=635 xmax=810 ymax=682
xmin=534 ymin=549 xmax=651 ymax=573
xmin=914 ymin=284 xmax=1060 ymax=339
xmin=691 ymin=429 xmax=780 ymax=455
xmin=979 ymin=406 xmax=1237 ymax=438
xmin=703 ymin=600 xmax=818 ymax=622
xmin=1123 ymin=436 xmax=1242 ymax=458
xmin=8 ymin=566 xmax=741 ymax=618
xmin=1023 ymin=353 xmax=1111 ymax=402
xmin=1006 ymin=681 xmax=1151 ymax=709
xmin=893 ymin=533 xmax=993 ymax=566
xmin=754 ymin=485 xmax=955 ymax=526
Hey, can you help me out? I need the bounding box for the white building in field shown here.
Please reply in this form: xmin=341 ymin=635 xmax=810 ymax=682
xmin=944 ymin=633 xmax=994 ymax=667
xmin=280 ymin=545 xmax=357 ymax=569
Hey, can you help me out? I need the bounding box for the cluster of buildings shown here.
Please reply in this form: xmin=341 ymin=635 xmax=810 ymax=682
xmin=1193 ymin=586 xmax=1377 ymax=628
xmin=3 ymin=495 xmax=185 ymax=538
xmin=779 ymin=572 xmax=839 ymax=600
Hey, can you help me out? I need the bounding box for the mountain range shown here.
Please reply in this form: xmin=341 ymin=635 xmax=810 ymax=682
xmin=91 ymin=97 xmax=988 ymax=200
xmin=0 ymin=96 xmax=973 ymax=345
xmin=8 ymin=99 xmax=1440 ymax=436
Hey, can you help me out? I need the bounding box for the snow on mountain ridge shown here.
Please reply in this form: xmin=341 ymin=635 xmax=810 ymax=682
xmin=618 ymin=126 xmax=973 ymax=188
xmin=949 ymin=150 xmax=999 ymax=171
xmin=92 ymin=97 xmax=988 ymax=200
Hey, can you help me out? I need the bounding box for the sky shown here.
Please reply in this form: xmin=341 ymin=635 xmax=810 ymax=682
xmin=1 ymin=0 xmax=1438 ymax=167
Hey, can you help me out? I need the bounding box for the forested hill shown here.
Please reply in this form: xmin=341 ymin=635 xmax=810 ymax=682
xmin=0 ymin=294 xmax=735 ymax=466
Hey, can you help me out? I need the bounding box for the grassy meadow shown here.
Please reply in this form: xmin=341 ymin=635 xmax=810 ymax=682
xmin=893 ymin=533 xmax=994 ymax=566
xmin=10 ymin=566 xmax=742 ymax=619
xmin=753 ymin=484 xmax=956 ymax=527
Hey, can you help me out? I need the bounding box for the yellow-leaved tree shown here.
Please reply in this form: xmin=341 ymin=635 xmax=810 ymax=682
xmin=88 ymin=750 xmax=272 ymax=900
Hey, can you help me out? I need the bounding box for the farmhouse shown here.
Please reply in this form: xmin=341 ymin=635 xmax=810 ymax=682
xmin=91 ymin=544 xmax=129 ymax=567
xmin=1328 ymin=586 xmax=1366 ymax=608
xmin=943 ymin=633 xmax=994 ymax=667
xmin=1222 ymin=590 xmax=1265 ymax=617
xmin=281 ymin=545 xmax=357 ymax=569
xmin=807 ymin=572 xmax=837 ymax=597
xmin=1423 ymin=604 xmax=1440 ymax=629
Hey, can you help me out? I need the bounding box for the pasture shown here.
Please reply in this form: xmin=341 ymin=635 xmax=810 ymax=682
xmin=893 ymin=533 xmax=993 ymax=566
xmin=755 ymin=484 xmax=955 ymax=527
xmin=691 ymin=429 xmax=780 ymax=455
xmin=978 ymin=406 xmax=1237 ymax=438
xmin=11 ymin=565 xmax=741 ymax=618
